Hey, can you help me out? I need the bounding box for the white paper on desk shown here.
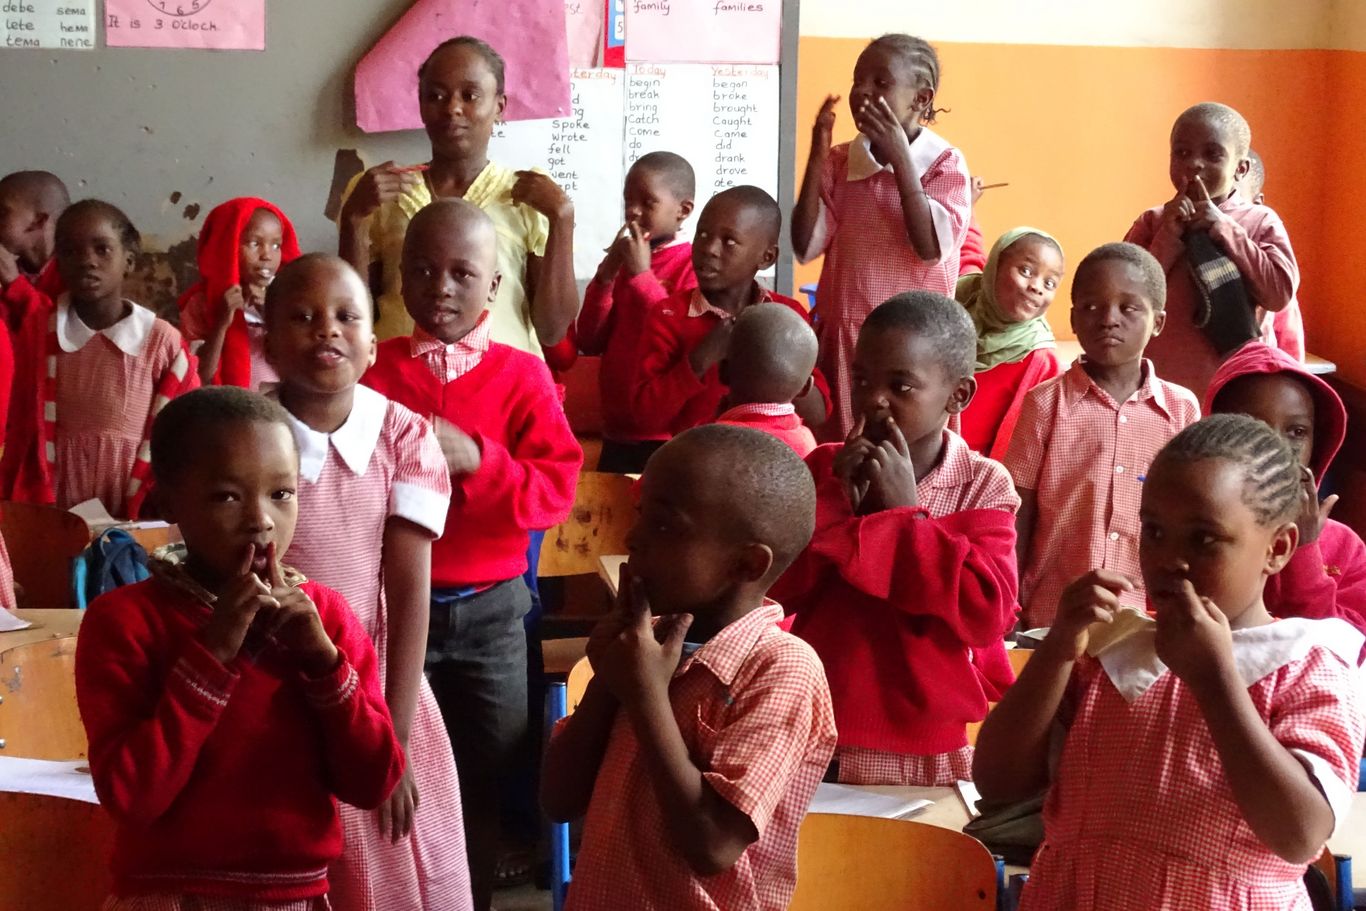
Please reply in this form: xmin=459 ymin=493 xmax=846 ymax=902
xmin=68 ymin=498 xmax=171 ymax=535
xmin=0 ymin=610 xmax=32 ymax=632
xmin=808 ymin=783 xmax=933 ymax=820
xmin=956 ymin=779 xmax=982 ymax=819
xmin=0 ymin=757 xmax=99 ymax=804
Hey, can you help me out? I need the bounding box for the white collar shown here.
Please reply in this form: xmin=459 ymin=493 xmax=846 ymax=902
xmin=846 ymin=127 xmax=951 ymax=182
xmin=56 ymin=294 xmax=155 ymax=356
xmin=280 ymin=384 xmax=388 ymax=482
xmin=1100 ymin=617 xmax=1364 ymax=703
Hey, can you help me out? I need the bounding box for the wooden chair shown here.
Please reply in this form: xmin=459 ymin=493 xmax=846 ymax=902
xmin=0 ymin=791 xmax=115 ymax=910
xmin=0 ymin=636 xmax=87 ymax=760
xmin=788 ymin=813 xmax=996 ymax=911
xmin=538 ymin=471 xmax=635 ymax=581
xmin=1 ymin=501 xmax=89 ymax=609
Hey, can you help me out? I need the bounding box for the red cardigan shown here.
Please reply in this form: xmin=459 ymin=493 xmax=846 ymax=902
xmin=577 ymin=242 xmax=697 ymax=443
xmin=363 ymin=341 xmax=582 ymax=588
xmin=772 ymin=445 xmax=1019 ymax=754
xmin=716 ymin=407 xmax=818 ymax=458
xmin=0 ymin=258 xmax=61 ymax=334
xmin=75 ymin=578 xmax=403 ymax=901
xmin=960 ymin=349 xmax=1062 ymax=460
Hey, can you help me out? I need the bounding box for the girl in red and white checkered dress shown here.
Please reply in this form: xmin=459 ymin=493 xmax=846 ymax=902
xmin=265 ymin=254 xmax=473 ymax=911
xmin=976 ymin=414 xmax=1365 ymax=911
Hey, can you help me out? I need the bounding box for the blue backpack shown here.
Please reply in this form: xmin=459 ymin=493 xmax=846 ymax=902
xmin=72 ymin=528 xmax=150 ymax=609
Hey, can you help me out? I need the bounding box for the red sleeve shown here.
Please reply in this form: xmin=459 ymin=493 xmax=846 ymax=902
xmin=1209 ymin=208 xmax=1299 ymax=314
xmin=575 ymin=274 xmax=617 ymax=355
xmin=0 ymin=274 xmax=53 ymax=335
xmin=1124 ymin=208 xmax=1185 ymax=272
xmin=459 ymin=357 xmax=583 ymax=532
xmin=629 ymin=306 xmax=710 ymax=435
xmin=959 ymin=217 xmax=987 ymax=274
xmin=1268 ymin=524 xmax=1366 ymax=651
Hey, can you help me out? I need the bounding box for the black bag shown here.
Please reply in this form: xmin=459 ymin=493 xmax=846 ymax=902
xmin=962 ymin=791 xmax=1046 ymax=867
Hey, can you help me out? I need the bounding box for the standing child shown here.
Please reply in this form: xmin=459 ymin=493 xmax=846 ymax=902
xmin=792 ymin=33 xmax=972 ymax=438
xmin=265 ymin=255 xmax=472 ymax=911
xmin=772 ymin=292 xmax=1019 ymax=785
xmin=543 ymin=424 xmax=836 ymax=911
xmin=1243 ymin=151 xmax=1307 ymax=363
xmin=1006 ymin=243 xmax=1200 ymax=629
xmin=179 ymin=197 xmax=301 ymax=388
xmin=1207 ymin=342 xmax=1366 ymax=642
xmin=362 ymin=199 xmax=580 ymax=911
xmin=716 ymin=303 xmax=820 ymax=458
xmin=1124 ymin=103 xmax=1298 ymax=395
xmin=0 ymin=200 xmax=199 ymax=518
xmin=0 ymin=169 xmax=68 ymax=331
xmin=75 ymin=386 xmax=404 ymax=908
xmin=577 ymin=151 xmax=698 ymax=473
xmin=955 ymin=227 xmax=1066 ymax=460
xmin=976 ymin=415 xmax=1365 ymax=910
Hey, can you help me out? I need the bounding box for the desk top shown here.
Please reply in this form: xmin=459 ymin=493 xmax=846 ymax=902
xmin=0 ymin=610 xmax=83 ymax=652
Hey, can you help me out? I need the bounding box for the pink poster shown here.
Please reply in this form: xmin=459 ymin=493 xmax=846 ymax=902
xmin=104 ymin=0 xmax=266 ymax=50
xmin=625 ymin=0 xmax=781 ymax=64
xmin=565 ymin=0 xmax=604 ymax=67
xmin=355 ymin=0 xmax=573 ymax=134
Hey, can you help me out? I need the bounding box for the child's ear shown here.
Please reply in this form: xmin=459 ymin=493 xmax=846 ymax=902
xmin=733 ymin=542 xmax=774 ymax=586
xmin=758 ymin=243 xmax=779 ymax=272
xmin=488 ymin=270 xmax=503 ymax=304
xmin=1234 ymin=157 xmax=1252 ymax=182
xmin=679 ymin=199 xmax=695 ymax=222
xmin=123 ymin=249 xmax=136 ymax=277
xmin=1265 ymin=521 xmax=1298 ymax=576
xmin=1151 ymin=309 xmax=1167 ymax=339
xmin=495 ymin=93 xmax=509 ymax=123
xmin=28 ymin=211 xmax=50 ymax=233
xmin=914 ymin=87 xmax=935 ymax=120
xmin=366 ymin=331 xmax=378 ymax=369
xmin=946 ymin=374 xmax=976 ymax=415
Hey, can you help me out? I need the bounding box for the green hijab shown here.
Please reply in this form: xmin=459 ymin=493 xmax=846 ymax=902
xmin=955 ymin=226 xmax=1061 ymax=372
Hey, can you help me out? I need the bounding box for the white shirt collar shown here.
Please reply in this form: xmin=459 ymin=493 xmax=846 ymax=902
xmin=55 ymin=294 xmax=155 ymax=356
xmin=1099 ymin=616 xmax=1365 ymax=703
xmin=846 ymin=126 xmax=951 ymax=182
xmin=280 ymin=384 xmax=388 ymax=482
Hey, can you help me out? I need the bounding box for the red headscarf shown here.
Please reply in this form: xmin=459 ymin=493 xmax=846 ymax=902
xmin=176 ymin=197 xmax=301 ymax=387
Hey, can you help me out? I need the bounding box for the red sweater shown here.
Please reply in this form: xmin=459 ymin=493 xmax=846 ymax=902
xmin=631 ymin=286 xmax=830 ymax=436
xmin=74 ymin=578 xmax=403 ymax=901
xmin=960 ymin=348 xmax=1062 ymax=461
xmin=716 ymin=405 xmax=818 ymax=458
xmin=771 ymin=445 xmax=1020 ymax=754
xmin=363 ymin=341 xmax=581 ymax=587
xmin=577 ymin=241 xmax=697 ymax=442
xmin=0 ymin=258 xmax=61 ymax=334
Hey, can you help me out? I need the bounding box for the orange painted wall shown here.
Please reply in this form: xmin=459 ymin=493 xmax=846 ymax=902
xmin=792 ymin=38 xmax=1338 ymax=372
xmin=1317 ymin=51 xmax=1366 ymax=389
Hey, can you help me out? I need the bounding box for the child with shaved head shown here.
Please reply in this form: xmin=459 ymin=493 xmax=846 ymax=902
xmin=717 ymin=302 xmax=820 ymax=457
xmin=0 ymin=169 xmax=69 ymax=330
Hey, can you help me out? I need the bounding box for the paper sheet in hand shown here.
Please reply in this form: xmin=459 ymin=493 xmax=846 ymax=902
xmin=0 ymin=757 xmax=99 ymax=804
xmin=808 ymin=783 xmax=933 ymax=820
xmin=1085 ymin=607 xmax=1156 ymax=657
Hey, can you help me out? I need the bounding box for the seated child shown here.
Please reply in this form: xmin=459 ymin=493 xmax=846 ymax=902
xmin=0 ymin=169 xmax=68 ymax=331
xmin=179 ymin=197 xmax=301 ymax=389
xmin=716 ymin=302 xmax=820 ymax=458
xmin=361 ymin=198 xmax=580 ymax=909
xmin=75 ymin=386 xmax=404 ymax=907
xmin=542 ymin=424 xmax=836 ymax=911
xmin=1124 ymin=102 xmax=1298 ymax=395
xmin=954 ymin=227 xmax=1066 ymax=460
xmin=576 ymin=151 xmax=698 ymax=473
xmin=265 ymin=255 xmax=472 ymax=910
xmin=772 ymin=291 xmax=1020 ymax=785
xmin=1207 ymin=342 xmax=1366 ymax=643
xmin=1243 ymin=151 xmax=1306 ymax=363
xmin=0 ymin=200 xmax=199 ymax=518
xmin=1006 ymin=242 xmax=1200 ymax=629
xmin=632 ymin=185 xmax=828 ymax=437
xmin=976 ymin=414 xmax=1365 ymax=910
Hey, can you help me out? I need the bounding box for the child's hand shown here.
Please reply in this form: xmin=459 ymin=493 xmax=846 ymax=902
xmin=378 ymin=765 xmax=419 ymax=844
xmin=1184 ymin=176 xmax=1226 ymax=233
xmin=811 ymin=94 xmax=840 ymax=154
xmin=857 ymin=97 xmax=915 ymax=172
xmin=833 ymin=415 xmax=874 ymax=512
xmin=0 ymin=245 xmax=19 ymax=286
xmin=1160 ymin=182 xmax=1196 ymax=237
xmin=595 ymin=225 xmax=629 ymax=283
xmin=1296 ymin=465 xmax=1337 ymax=547
xmin=1153 ymin=578 xmax=1234 ymax=691
xmin=621 ymin=219 xmax=653 ymax=276
xmin=592 ymin=567 xmax=693 ymax=707
xmin=259 ymin=545 xmax=340 ymax=678
xmin=341 ymin=162 xmax=422 ymax=224
xmin=199 ymin=544 xmax=278 ymax=665
xmin=433 ymin=417 xmax=482 ymax=476
xmin=971 ymin=176 xmax=986 ymax=205
xmin=512 ymin=171 xmax=574 ymax=222
xmin=1043 ymin=569 xmax=1136 ymax=661
xmin=216 ymin=285 xmax=247 ymax=328
xmin=859 ymin=416 xmax=918 ymax=513
xmin=688 ymin=318 xmax=735 ymax=378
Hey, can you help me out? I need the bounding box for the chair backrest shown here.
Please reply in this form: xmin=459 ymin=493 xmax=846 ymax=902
xmin=0 ymin=792 xmax=115 ymax=910
xmin=1 ymin=501 xmax=90 ymax=609
xmin=0 ymin=637 xmax=88 ymax=760
xmin=788 ymin=813 xmax=996 ymax=911
xmin=538 ymin=472 xmax=636 ymax=579
xmin=566 ymin=656 xmax=594 ymax=715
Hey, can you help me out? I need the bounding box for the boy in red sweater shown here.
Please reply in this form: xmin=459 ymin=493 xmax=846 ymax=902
xmin=543 ymin=424 xmax=836 ymax=911
xmin=75 ymin=386 xmax=403 ymax=907
xmin=0 ymin=169 xmax=68 ymax=332
xmin=716 ymin=302 xmax=820 ymax=458
xmin=361 ymin=198 xmax=581 ymax=909
xmin=577 ymin=151 xmax=699 ymax=472
xmin=772 ymin=291 xmax=1020 ymax=786
xmin=632 ymin=185 xmax=828 ymax=437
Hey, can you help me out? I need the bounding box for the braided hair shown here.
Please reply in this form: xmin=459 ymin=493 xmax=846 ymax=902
xmin=1154 ymin=414 xmax=1302 ymax=526
xmin=56 ymin=199 xmax=141 ymax=257
xmin=865 ymin=34 xmax=947 ymax=124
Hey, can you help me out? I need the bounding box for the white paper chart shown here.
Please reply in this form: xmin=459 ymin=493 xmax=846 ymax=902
xmin=1 ymin=0 xmax=94 ymax=49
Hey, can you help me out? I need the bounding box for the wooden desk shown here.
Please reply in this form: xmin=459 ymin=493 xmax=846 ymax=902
xmin=0 ymin=610 xmax=84 ymax=652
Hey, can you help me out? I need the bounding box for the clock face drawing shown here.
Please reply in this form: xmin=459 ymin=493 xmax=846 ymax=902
xmin=145 ymin=0 xmax=212 ymax=15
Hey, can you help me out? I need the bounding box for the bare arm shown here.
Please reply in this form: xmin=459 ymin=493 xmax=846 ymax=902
xmin=540 ymin=677 xmax=619 ymax=822
xmin=861 ymin=100 xmax=939 ymax=261
xmin=792 ymin=94 xmax=839 ymax=259
xmin=514 ymin=171 xmax=579 ymax=346
xmin=380 ymin=519 xmax=431 ymax=747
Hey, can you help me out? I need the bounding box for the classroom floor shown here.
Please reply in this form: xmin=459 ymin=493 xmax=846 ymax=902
xmin=495 ymin=884 xmax=551 ymax=911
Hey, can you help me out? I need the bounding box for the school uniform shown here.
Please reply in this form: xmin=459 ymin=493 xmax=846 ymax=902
xmin=716 ymin=403 xmax=817 ymax=459
xmin=773 ymin=431 xmax=1019 ymax=785
xmin=959 ymin=348 xmax=1061 ymax=461
xmin=1020 ymin=618 xmax=1364 ymax=911
xmin=561 ymin=602 xmax=836 ymax=911
xmin=1260 ymin=298 xmax=1306 ymax=362
xmin=0 ymin=257 xmax=61 ymax=333
xmin=279 ymin=385 xmax=472 ymax=911
xmin=1004 ymin=359 xmax=1200 ymax=628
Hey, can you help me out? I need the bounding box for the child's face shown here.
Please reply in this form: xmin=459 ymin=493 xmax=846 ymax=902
xmin=851 ymin=326 xmax=972 ymax=449
xmin=623 ymin=167 xmax=691 ymax=242
xmin=851 ymin=45 xmax=931 ymax=130
xmin=1214 ymin=374 xmax=1316 ymax=469
xmin=0 ymin=190 xmax=39 ymax=266
xmin=992 ymin=236 xmax=1064 ymax=323
xmin=1140 ymin=455 xmax=1293 ymax=628
xmin=265 ymin=262 xmax=377 ymax=398
xmin=1169 ymin=115 xmax=1249 ymax=203
xmin=692 ymin=199 xmax=777 ymax=294
xmin=55 ymin=212 xmax=133 ymax=306
xmin=419 ymin=45 xmax=506 ymax=161
xmin=160 ymin=420 xmax=299 ymax=589
xmin=1070 ymin=259 xmax=1165 ymax=369
xmin=238 ymin=209 xmax=284 ymax=293
xmin=401 ymin=218 xmax=501 ymax=344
